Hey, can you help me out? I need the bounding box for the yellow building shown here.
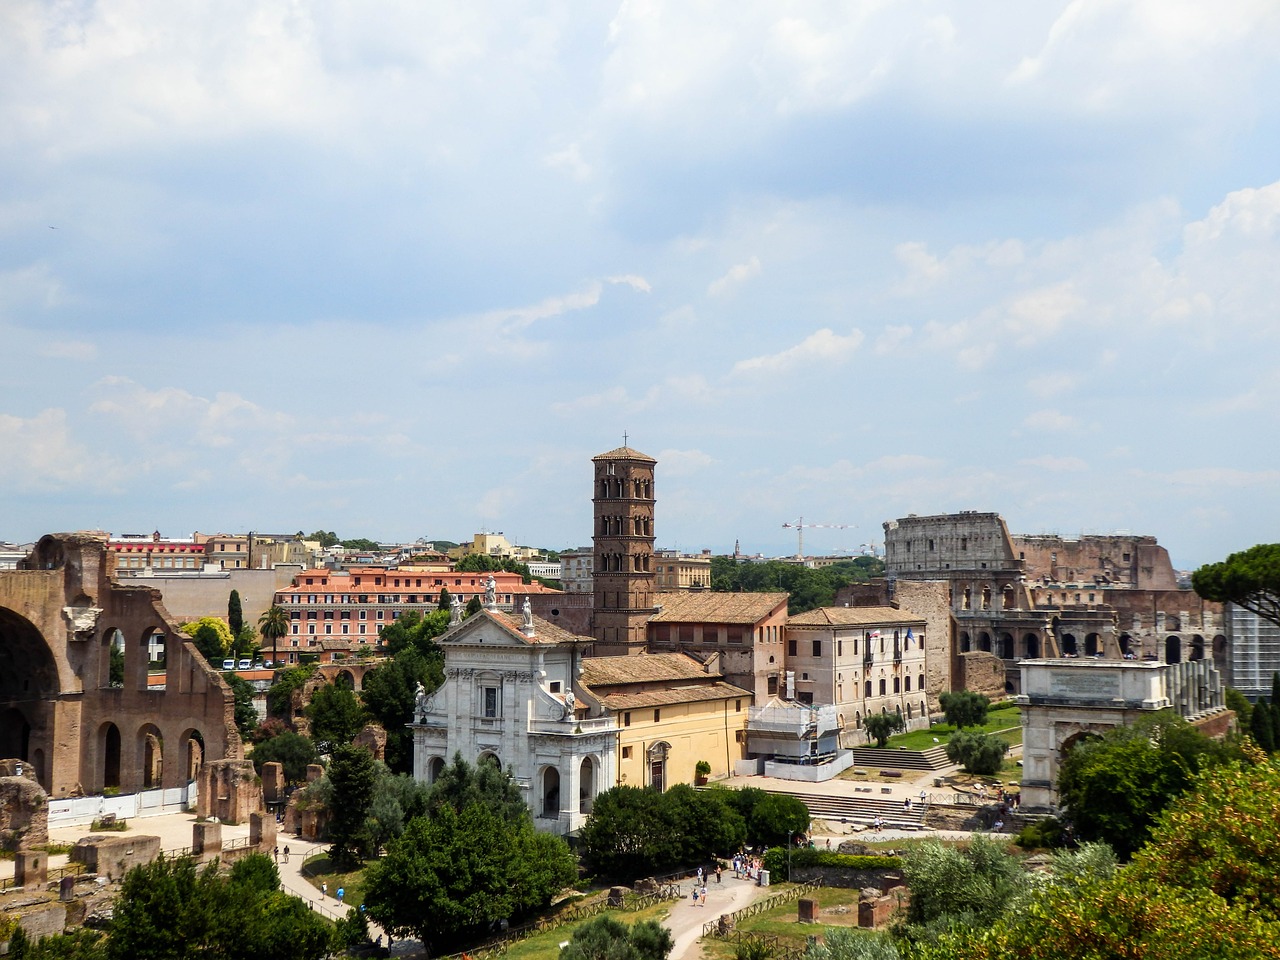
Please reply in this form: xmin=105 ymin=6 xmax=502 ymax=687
xmin=653 ymin=549 xmax=714 ymax=592
xmin=448 ymin=532 xmax=541 ymax=562
xmin=579 ymin=653 xmax=750 ymax=789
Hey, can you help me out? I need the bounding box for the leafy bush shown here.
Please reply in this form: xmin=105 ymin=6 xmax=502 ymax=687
xmin=945 ymin=730 xmax=1008 ymax=775
xmin=1014 ymin=817 xmax=1067 ymax=850
xmin=762 ymin=847 xmax=900 ymax=875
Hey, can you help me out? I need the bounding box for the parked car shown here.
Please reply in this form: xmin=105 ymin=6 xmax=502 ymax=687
xmin=238 ymin=658 xmax=252 ymax=670
xmin=222 ymin=659 xmax=236 ymax=670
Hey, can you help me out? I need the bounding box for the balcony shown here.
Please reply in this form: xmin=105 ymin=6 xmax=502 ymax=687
xmin=527 ymin=715 xmax=617 ymax=736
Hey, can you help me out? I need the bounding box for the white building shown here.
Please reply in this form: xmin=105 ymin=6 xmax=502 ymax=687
xmin=411 ymin=598 xmax=616 ymax=836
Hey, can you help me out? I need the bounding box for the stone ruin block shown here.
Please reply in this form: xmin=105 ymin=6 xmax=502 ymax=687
xmin=608 ymin=886 xmax=628 ymax=907
xmin=193 ymin=821 xmax=222 ymax=859
xmin=260 ymin=762 xmax=285 ymax=805
xmin=250 ymin=811 xmax=276 ymax=852
xmin=71 ymin=834 xmax=162 ymax=881
xmin=15 ymin=848 xmax=48 ymax=890
xmin=196 ymin=758 xmax=264 ymax=824
xmin=353 ymin=723 xmax=387 ymax=761
xmin=798 ymin=898 xmax=819 ymax=923
xmin=0 ymin=774 xmax=50 ymax=850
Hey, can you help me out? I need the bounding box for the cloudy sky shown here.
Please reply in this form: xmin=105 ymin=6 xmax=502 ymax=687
xmin=3 ymin=1 xmax=1279 ymax=567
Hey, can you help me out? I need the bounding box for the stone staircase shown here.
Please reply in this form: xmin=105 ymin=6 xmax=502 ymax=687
xmin=847 ymin=745 xmax=950 ymax=771
xmin=777 ymin=789 xmax=930 ymax=831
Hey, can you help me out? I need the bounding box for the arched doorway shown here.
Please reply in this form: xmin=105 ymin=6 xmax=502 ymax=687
xmin=181 ymin=729 xmax=204 ymax=783
xmin=100 ymin=722 xmax=122 ymax=790
xmin=541 ymin=766 xmax=561 ymax=819
xmin=1023 ymin=634 xmax=1040 ymax=658
xmin=428 ymin=756 xmax=445 ymax=783
xmin=1165 ymin=636 xmax=1182 ymax=664
xmin=999 ymin=633 xmax=1015 ymax=659
xmin=478 ymin=752 xmax=501 ymax=770
xmin=1085 ymin=633 xmax=1101 ymax=657
xmin=1189 ymin=636 xmax=1205 ymax=661
xmin=334 ymin=671 xmax=355 ymax=690
xmin=138 ymin=724 xmax=164 ymax=788
xmin=1118 ymin=633 xmax=1132 ymax=657
xmin=144 ymin=628 xmax=166 ymax=670
xmin=959 ymin=632 xmax=971 ymax=653
xmin=579 ymin=757 xmax=596 ymax=814
xmin=1062 ymin=634 xmax=1078 ymax=656
xmin=0 ymin=607 xmax=59 ymax=705
xmin=978 ymin=632 xmax=992 ymax=653
xmin=647 ymin=741 xmax=670 ymax=792
xmin=0 ymin=707 xmax=30 ymax=766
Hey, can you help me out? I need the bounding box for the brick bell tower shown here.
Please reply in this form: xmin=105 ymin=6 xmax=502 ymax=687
xmin=591 ymin=443 xmax=657 ymax=656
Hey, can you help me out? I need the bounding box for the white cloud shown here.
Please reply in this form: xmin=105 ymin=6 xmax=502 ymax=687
xmin=607 ymin=274 xmax=652 ymax=293
xmin=708 ymin=256 xmax=761 ymax=297
xmin=731 ymin=328 xmax=864 ymax=376
xmin=37 ymin=339 xmax=96 ymax=361
xmin=1019 ymin=455 xmax=1088 ymax=472
xmin=0 ymin=408 xmax=116 ymax=490
xmin=1022 ymin=409 xmax=1078 ymax=432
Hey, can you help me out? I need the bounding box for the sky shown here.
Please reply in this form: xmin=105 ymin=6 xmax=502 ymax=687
xmin=2 ymin=1 xmax=1280 ymax=568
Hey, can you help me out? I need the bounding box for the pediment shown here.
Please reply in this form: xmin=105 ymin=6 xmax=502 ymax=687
xmin=440 ymin=608 xmax=535 ymax=648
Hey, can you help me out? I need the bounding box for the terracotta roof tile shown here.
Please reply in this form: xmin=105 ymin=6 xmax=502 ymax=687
xmin=592 ymin=446 xmax=656 ymax=462
xmin=592 ymin=681 xmax=749 ymax=710
xmin=580 ymin=652 xmax=711 ymax=686
xmin=786 ymin=606 xmax=926 ymax=627
xmin=649 ymin=592 xmax=789 ymax=624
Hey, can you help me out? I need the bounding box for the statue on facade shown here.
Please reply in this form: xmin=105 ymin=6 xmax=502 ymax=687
xmin=413 ymin=681 xmax=430 ymax=722
xmin=484 ymin=575 xmax=497 ymax=608
xmin=562 ymin=691 xmax=576 ymax=720
xmin=450 ymin=592 xmax=463 ymax=625
xmin=522 ymin=596 xmax=533 ymax=631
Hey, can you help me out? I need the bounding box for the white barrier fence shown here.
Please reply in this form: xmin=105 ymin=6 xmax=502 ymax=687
xmin=48 ymin=782 xmax=198 ymax=827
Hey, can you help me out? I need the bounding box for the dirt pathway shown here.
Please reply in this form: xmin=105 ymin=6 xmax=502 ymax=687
xmin=664 ymin=874 xmax=779 ymax=960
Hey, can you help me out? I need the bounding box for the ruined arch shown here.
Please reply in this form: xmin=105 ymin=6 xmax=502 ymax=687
xmin=428 ymin=756 xmax=446 ymax=783
xmin=959 ymin=632 xmax=971 ymax=653
xmin=1085 ymin=633 xmax=1101 ymax=657
xmin=1189 ymin=635 xmax=1205 ymax=662
xmin=1165 ymin=636 xmax=1182 ymax=664
xmin=1023 ymin=633 xmax=1040 ymax=658
xmin=1212 ymin=635 xmax=1228 ymax=668
xmin=334 ymin=670 xmax=356 ymax=691
xmin=0 ymin=707 xmax=31 ymax=768
xmin=978 ymin=632 xmax=992 ymax=653
xmin=1062 ymin=633 xmax=1078 ymax=656
xmin=180 ymin=728 xmax=205 ymax=783
xmin=1118 ymin=633 xmax=1132 ymax=657
xmin=138 ymin=723 xmax=164 ymax=788
xmin=999 ymin=633 xmax=1015 ymax=659
xmin=478 ymin=751 xmax=501 ymax=770
xmin=0 ymin=607 xmax=60 ymax=704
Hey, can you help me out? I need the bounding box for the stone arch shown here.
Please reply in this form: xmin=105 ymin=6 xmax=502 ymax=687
xmin=180 ymin=728 xmax=205 ymax=783
xmin=334 ymin=670 xmax=356 ymax=690
xmin=1189 ymin=635 xmax=1205 ymax=661
xmin=1165 ymin=636 xmax=1182 ymax=664
xmin=478 ymin=751 xmax=501 ymax=769
xmin=854 ymin=711 xmax=862 ymax=728
xmin=0 ymin=606 xmax=60 ymax=704
xmin=540 ymin=765 xmax=561 ymax=819
xmin=999 ymin=633 xmax=1015 ymax=659
xmin=1062 ymin=633 xmax=1078 ymax=656
xmin=1023 ymin=633 xmax=1040 ymax=658
xmin=893 ymin=676 xmax=900 ymax=693
xmin=1212 ymin=635 xmax=1228 ymax=667
xmin=1085 ymin=633 xmax=1101 ymax=657
xmin=99 ymin=721 xmax=122 ymax=790
xmin=647 ymin=741 xmax=670 ymax=792
xmin=906 ymin=703 xmax=913 ymax=720
xmin=1002 ymin=585 xmax=1016 ymax=610
xmin=428 ymin=756 xmax=446 ymax=783
xmin=1059 ymin=729 xmax=1102 ymax=757
xmin=133 ymin=625 xmax=164 ymax=690
xmin=1004 ymin=679 xmax=1016 ymax=694
xmin=959 ymin=632 xmax=971 ymax=653
xmin=138 ymin=723 xmax=164 ymax=788
xmin=144 ymin=627 xmax=167 ymax=669
xmin=103 ymin=627 xmax=126 ymax=689
xmin=579 ymin=757 xmax=597 ymax=813
xmin=1118 ymin=633 xmax=1132 ymax=657
xmin=978 ymin=632 xmax=992 ymax=653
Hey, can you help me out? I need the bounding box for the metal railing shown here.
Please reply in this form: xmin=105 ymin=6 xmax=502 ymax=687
xmin=701 ymin=878 xmax=824 ymax=937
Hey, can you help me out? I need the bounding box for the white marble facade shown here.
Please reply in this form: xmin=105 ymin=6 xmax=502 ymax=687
xmin=411 ymin=603 xmax=617 ymax=835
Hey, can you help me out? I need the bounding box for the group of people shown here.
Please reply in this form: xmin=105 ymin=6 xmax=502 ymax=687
xmin=729 ymin=852 xmax=765 ymax=881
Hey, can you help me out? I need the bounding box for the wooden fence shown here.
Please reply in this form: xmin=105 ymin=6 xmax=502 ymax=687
xmin=701 ymin=878 xmax=824 ymax=938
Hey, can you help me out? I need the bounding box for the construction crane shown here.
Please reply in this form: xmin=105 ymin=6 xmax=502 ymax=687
xmin=782 ymin=517 xmax=854 ymax=560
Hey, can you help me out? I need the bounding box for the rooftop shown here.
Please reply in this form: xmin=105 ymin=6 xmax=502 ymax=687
xmin=649 ymin=591 xmax=789 ymax=624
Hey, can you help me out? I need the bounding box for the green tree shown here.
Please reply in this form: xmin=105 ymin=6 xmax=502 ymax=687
xmin=227 ymin=590 xmax=244 ymax=639
xmin=464 ymin=596 xmax=483 ymax=618
xmin=250 ymin=731 xmax=320 ymax=784
xmin=1192 ymin=544 xmax=1280 ymax=627
xmin=803 ymin=927 xmax=899 ymax=960
xmin=454 ymin=553 xmax=533 ymax=583
xmin=366 ymin=769 xmax=433 ymax=853
xmin=5 ymin=928 xmax=106 ymax=960
xmin=938 ymin=691 xmax=990 ymax=730
xmin=365 ymin=802 xmax=576 ymax=951
xmin=377 ymin=609 xmax=449 ymax=661
xmin=898 ymin=834 xmax=1028 ymax=941
xmin=307 ymin=530 xmax=340 ymax=548
xmin=1056 ymin=712 xmax=1239 ymax=858
xmin=944 ymin=730 xmax=1008 ymax=776
xmin=863 ymin=712 xmax=905 ymax=747
xmin=109 ymin=642 xmax=125 ymax=687
xmin=743 ymin=792 xmax=810 ymax=847
xmin=180 ymin=616 xmax=234 ymax=663
xmin=327 ymin=744 xmax=378 ymax=867
xmin=662 ymin=784 xmax=747 ymax=864
xmin=1250 ymin=699 xmax=1275 ymax=752
xmin=561 ymin=915 xmax=674 ymax=960
xmin=1273 ymin=674 xmax=1280 ymax=746
xmin=427 ymin=753 xmax=528 ymax=823
xmin=257 ymin=605 xmax=289 ymax=665
xmin=304 ymin=682 xmax=366 ymax=753
xmin=266 ymin=663 xmax=316 ymax=719
xmin=578 ymin=786 xmax=682 ymax=879
xmin=361 ymin=646 xmax=444 ymax=773
xmin=228 ymin=852 xmax=279 ymax=895
xmin=221 ymin=671 xmax=259 ymax=738
xmin=438 ymin=587 xmax=452 ymax=611
xmin=1226 ymin=686 xmax=1254 ymax=728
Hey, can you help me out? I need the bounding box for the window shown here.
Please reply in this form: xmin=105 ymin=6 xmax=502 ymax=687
xmin=788 ymin=639 xmax=797 ymax=656
xmin=904 ymin=675 xmax=911 ymax=691
xmin=624 ymin=711 xmax=631 ymax=727
xmin=879 ymin=679 xmax=887 ymax=695
xmin=812 ymin=640 xmax=822 ymax=657
xmin=653 ymin=709 xmax=661 ymax=723
xmin=735 ymin=699 xmax=742 ymax=711
xmin=550 ymin=681 xmax=561 ymax=693
xmin=837 ymin=640 xmax=843 ymax=656
xmin=622 ymin=746 xmax=632 ymax=759
xmin=483 ymin=687 xmax=499 ymax=718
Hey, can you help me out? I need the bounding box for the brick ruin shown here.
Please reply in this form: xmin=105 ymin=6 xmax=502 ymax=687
xmin=0 ymin=534 xmax=241 ymax=798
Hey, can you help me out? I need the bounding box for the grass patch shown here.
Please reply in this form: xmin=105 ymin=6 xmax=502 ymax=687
xmin=300 ymin=854 xmax=368 ymax=910
xmin=883 ymin=704 xmax=1022 ymax=751
xmin=700 ymin=886 xmax=866 ymax=960
xmin=500 ymin=899 xmax=675 ymax=960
